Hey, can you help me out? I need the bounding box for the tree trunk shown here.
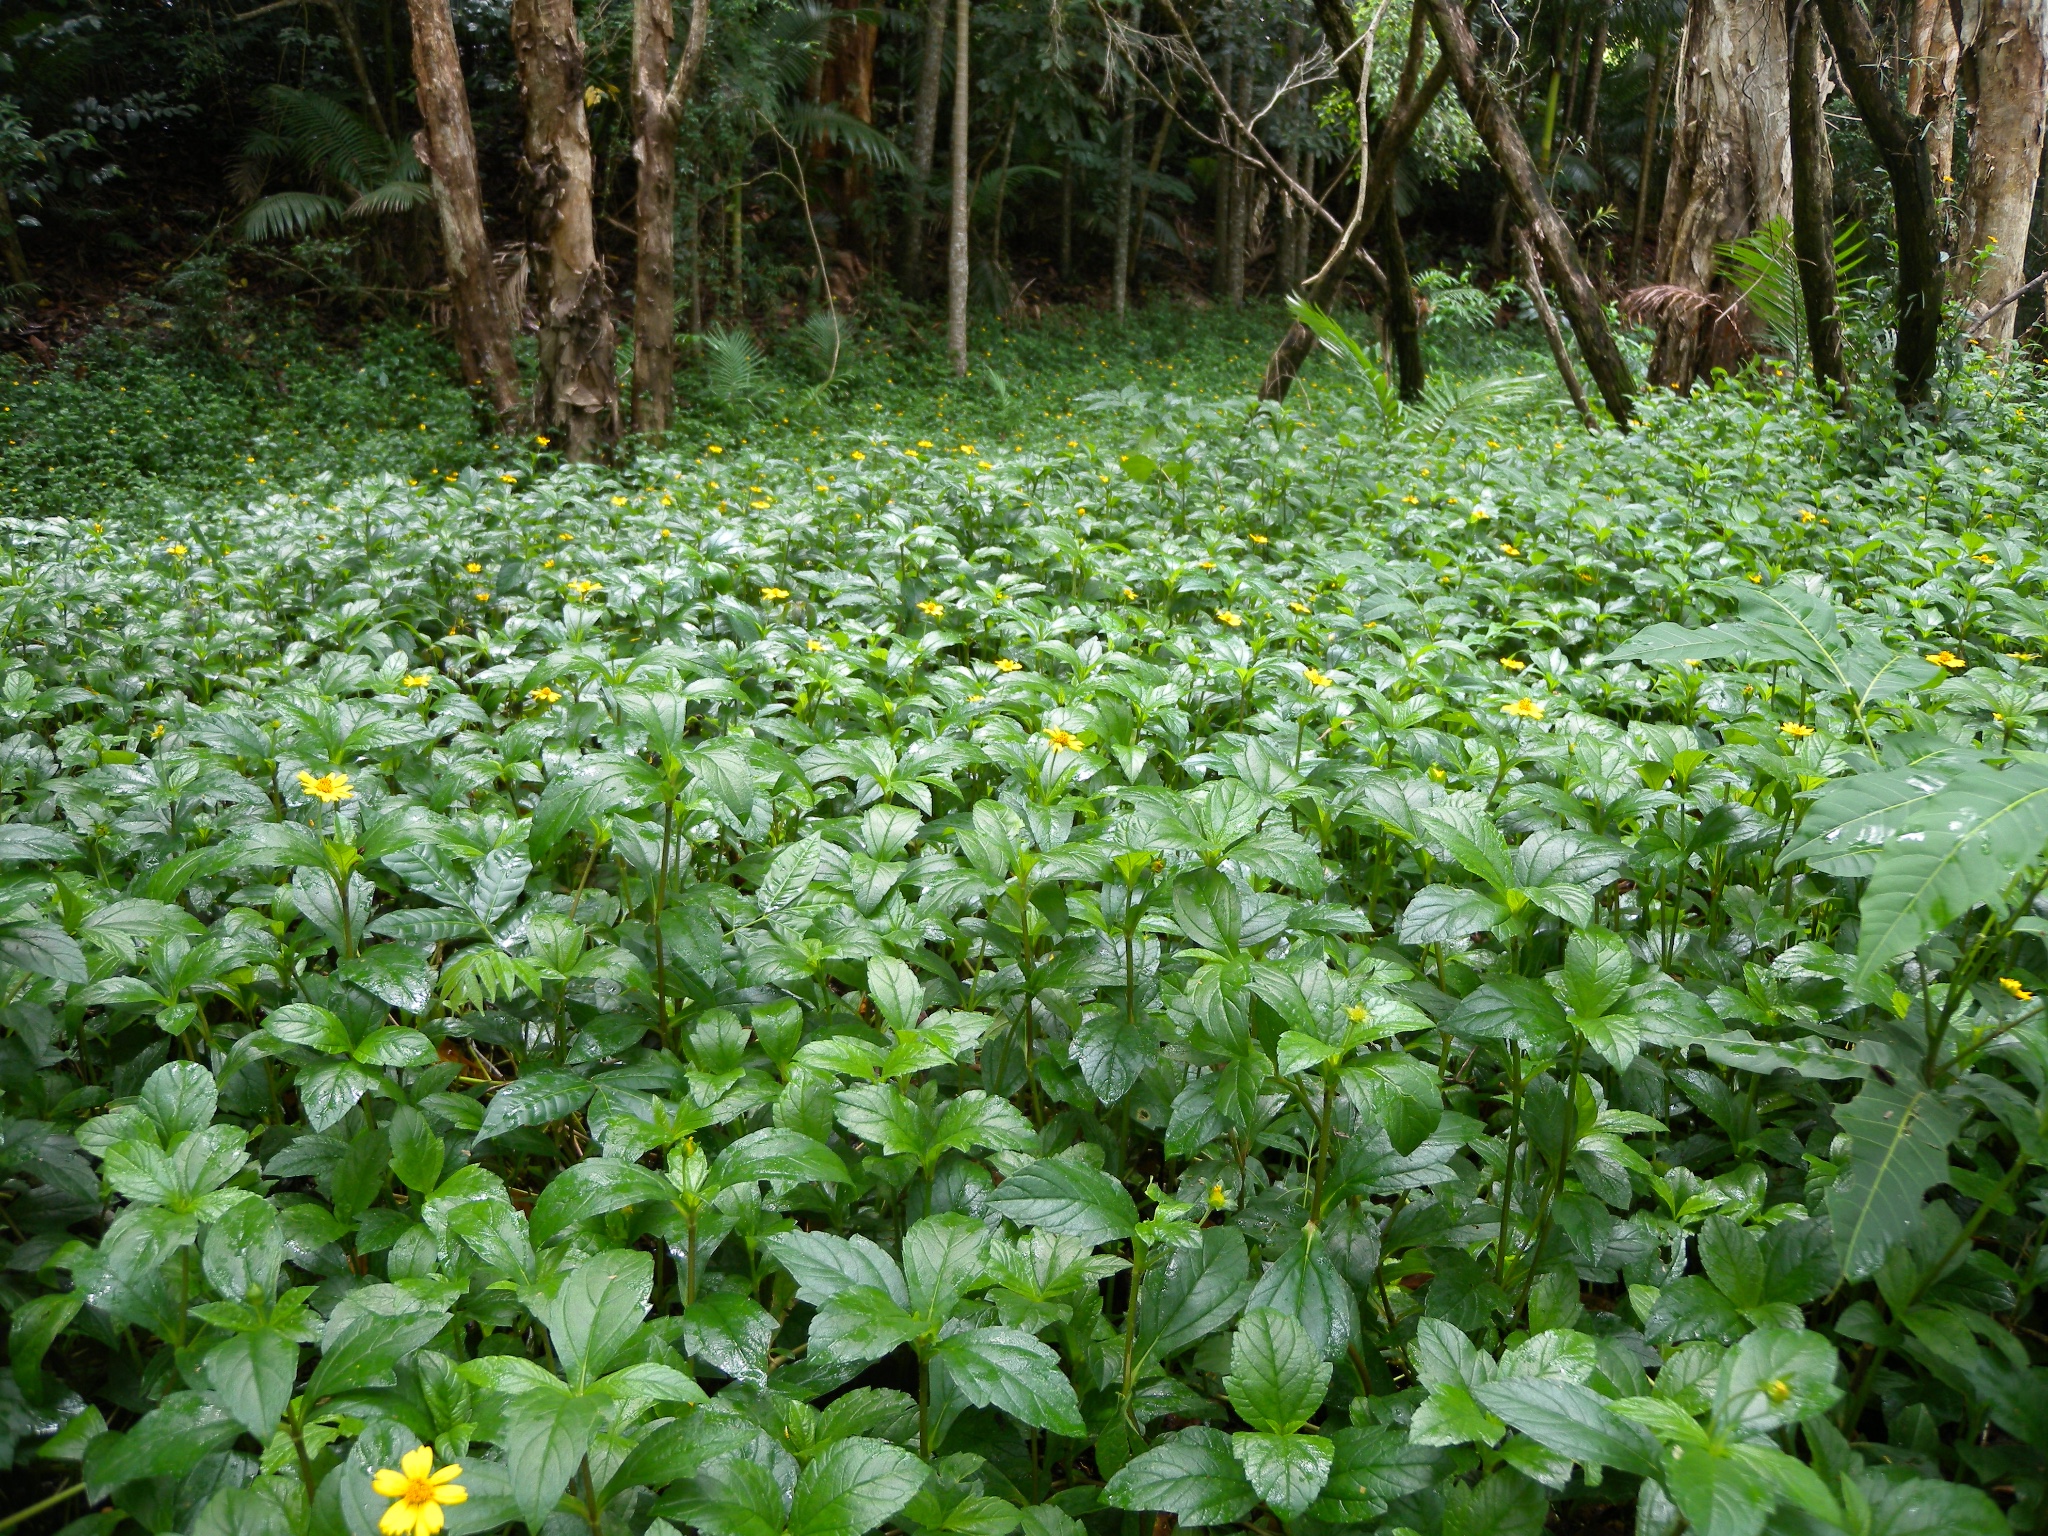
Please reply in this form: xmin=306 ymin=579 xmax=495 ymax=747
xmin=1214 ymin=55 xmax=1236 ymax=299
xmin=1226 ymin=68 xmax=1253 ymax=306
xmin=1425 ymin=0 xmax=1637 ymax=425
xmin=1787 ymin=0 xmax=1845 ymax=391
xmin=1059 ymin=157 xmax=1073 ymax=280
xmin=903 ymin=0 xmax=949 ymax=298
xmin=1514 ymin=223 xmax=1596 ymax=426
xmin=513 ymin=0 xmax=617 ymax=458
xmin=1955 ymin=0 xmax=2048 ymax=340
xmin=1630 ymin=39 xmax=1668 ymax=281
xmin=1582 ymin=16 xmax=1609 ymax=171
xmin=945 ymin=0 xmax=970 ymax=375
xmin=1257 ymin=58 xmax=1450 ymax=400
xmin=1131 ymin=104 xmax=1173 ymax=294
xmin=1380 ymin=199 xmax=1426 ymax=398
xmin=1814 ymin=0 xmax=1943 ymax=404
xmin=1112 ymin=108 xmax=1135 ymax=318
xmin=630 ymin=0 xmax=710 ymax=440
xmin=1648 ymin=0 xmax=1793 ymax=390
xmin=407 ymin=0 xmax=520 ymax=420
xmin=1905 ymin=0 xmax=1961 ymax=186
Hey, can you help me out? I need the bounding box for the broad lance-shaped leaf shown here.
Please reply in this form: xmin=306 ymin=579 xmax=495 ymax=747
xmin=1470 ymin=1379 xmax=1658 ymax=1475
xmin=1829 ymin=1080 xmax=1965 ymax=1280
xmin=986 ymin=1157 xmax=1139 ymax=1246
xmin=786 ymin=1438 xmax=929 ymax=1536
xmin=1780 ymin=757 xmax=1978 ymax=875
xmin=1102 ymin=1426 xmax=1260 ymax=1527
xmin=929 ymin=1326 xmax=1085 ymax=1435
xmin=1851 ymin=762 xmax=2048 ymax=982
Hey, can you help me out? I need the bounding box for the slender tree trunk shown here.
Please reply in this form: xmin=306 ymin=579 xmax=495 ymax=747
xmin=630 ymin=0 xmax=710 ymax=440
xmin=0 ymin=184 xmax=31 ymax=286
xmin=946 ymin=0 xmax=971 ymax=375
xmin=1583 ymin=16 xmax=1609 ymax=169
xmin=1258 ymin=58 xmax=1451 ymax=400
xmin=1113 ymin=108 xmax=1135 ymax=318
xmin=512 ymin=0 xmax=617 ymax=457
xmin=407 ymin=0 xmax=520 ymax=419
xmin=1787 ymin=0 xmax=1845 ymax=391
xmin=1559 ymin=16 xmax=1585 ymax=163
xmin=1649 ymin=0 xmax=1793 ymax=390
xmin=903 ymin=0 xmax=948 ymax=298
xmin=1059 ymin=157 xmax=1073 ymax=280
xmin=1131 ymin=102 xmax=1173 ymax=293
xmin=1515 ymin=223 xmax=1596 ymax=425
xmin=1425 ymin=0 xmax=1636 ymax=425
xmin=1214 ymin=54 xmax=1235 ymax=297
xmin=1814 ymin=0 xmax=1943 ymax=403
xmin=1905 ymin=0 xmax=1961 ymax=186
xmin=1380 ymin=199 xmax=1426 ymax=398
xmin=1955 ymin=0 xmax=2048 ymax=340
xmin=1227 ymin=69 xmax=1252 ymax=306
xmin=1630 ymin=39 xmax=1669 ymax=281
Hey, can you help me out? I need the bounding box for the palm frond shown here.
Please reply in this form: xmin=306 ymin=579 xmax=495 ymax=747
xmin=1405 ymin=373 xmax=1553 ymax=441
xmin=692 ymin=325 xmax=768 ymax=406
xmin=798 ymin=312 xmax=845 ymax=382
xmin=781 ymin=103 xmax=910 ymax=175
xmin=347 ymin=178 xmax=433 ymax=219
xmin=240 ymin=190 xmax=346 ymax=242
xmin=256 ymin=84 xmax=385 ymax=191
xmin=1287 ymin=296 xmax=1402 ymax=429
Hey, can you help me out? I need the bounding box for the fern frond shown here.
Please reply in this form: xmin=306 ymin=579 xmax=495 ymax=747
xmin=347 ymin=178 xmax=433 ymax=219
xmin=241 ymin=190 xmax=346 ymax=241
xmin=256 ymin=84 xmax=385 ymax=191
xmin=782 ymin=103 xmax=910 ymax=175
xmin=1404 ymin=373 xmax=1552 ymax=441
xmin=693 ymin=325 xmax=768 ymax=406
xmin=1286 ymin=297 xmax=1403 ymax=430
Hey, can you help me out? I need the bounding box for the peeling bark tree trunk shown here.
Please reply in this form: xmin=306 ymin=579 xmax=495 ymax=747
xmin=945 ymin=0 xmax=970 ymax=376
xmin=1649 ymin=0 xmax=1792 ymax=390
xmin=1955 ymin=0 xmax=2048 ymax=341
xmin=1425 ymin=0 xmax=1637 ymax=425
xmin=1112 ymin=109 xmax=1135 ymax=319
xmin=629 ymin=0 xmax=710 ymax=440
xmin=1814 ymin=0 xmax=1943 ymax=403
xmin=1906 ymin=0 xmax=1961 ymax=185
xmin=1226 ymin=69 xmax=1253 ymax=306
xmin=1630 ymin=38 xmax=1668 ymax=281
xmin=513 ymin=0 xmax=617 ymax=457
xmin=407 ymin=0 xmax=520 ymax=420
xmin=903 ymin=0 xmax=948 ymax=298
xmin=1380 ymin=199 xmax=1425 ymax=398
xmin=1787 ymin=0 xmax=1845 ymax=391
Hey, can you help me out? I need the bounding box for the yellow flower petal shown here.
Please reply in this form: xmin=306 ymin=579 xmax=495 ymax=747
xmin=373 ymin=1471 xmax=411 ymax=1498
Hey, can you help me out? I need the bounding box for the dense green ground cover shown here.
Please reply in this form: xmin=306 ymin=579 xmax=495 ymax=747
xmin=4 ymin=307 xmax=2048 ymax=1536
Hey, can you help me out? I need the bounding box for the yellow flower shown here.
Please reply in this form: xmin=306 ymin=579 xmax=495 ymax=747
xmin=917 ymin=439 xmax=934 ymax=448
xmin=558 ymin=532 xmax=573 ymax=542
xmin=1122 ymin=587 xmax=1139 ymax=601
xmin=1499 ymin=542 xmax=1520 ymax=556
xmin=851 ymin=450 xmax=866 ymax=461
xmin=1289 ymin=601 xmax=1310 ymax=614
xmin=1198 ymin=560 xmax=1217 ymax=570
xmin=1248 ymin=533 xmax=1269 ymax=545
xmin=1303 ymin=667 xmax=1333 ymax=688
xmin=1215 ymin=610 xmax=1243 ymax=628
xmin=402 ymin=673 xmax=433 ymax=689
xmin=2007 ymin=652 xmax=2039 ymax=661
xmin=1764 ymin=1379 xmax=1791 ymax=1405
xmin=708 ymin=444 xmax=723 ymax=454
xmin=1403 ymin=495 xmax=1419 ymax=505
xmin=751 ymin=499 xmax=771 ymax=508
xmin=978 ymin=460 xmax=993 ymax=470
xmin=761 ymin=586 xmax=791 ymax=602
xmin=529 ymin=686 xmax=562 ymax=705
xmin=1974 ymin=552 xmax=1995 ymax=564
xmin=2001 ymin=976 xmax=2034 ymax=1001
xmin=168 ymin=543 xmax=189 ymax=557
xmin=659 ymin=528 xmax=672 ymax=539
xmin=500 ymin=473 xmax=518 ymax=484
xmin=1346 ymin=1005 xmax=1368 ymax=1023
xmin=1502 ymin=698 xmax=1546 ymax=721
xmin=372 ymin=1446 xmax=467 ymax=1536
xmin=1470 ymin=508 xmax=1492 ymax=521
xmin=806 ymin=638 xmax=827 ymax=652
xmin=1044 ymin=727 xmax=1083 ymax=752
xmin=918 ymin=600 xmax=945 ymax=617
xmin=567 ymin=580 xmax=600 ymax=597
xmin=1798 ymin=509 xmax=1817 ymax=524
xmin=298 ymin=770 xmax=355 ymax=804
xmin=465 ymin=562 xmax=482 ymax=574
xmin=474 ymin=590 xmax=492 ymax=602
xmin=1781 ymin=722 xmax=1815 ymax=738
xmin=1206 ymin=1182 xmax=1230 ymax=1211
xmin=542 ymin=559 xmax=556 ymax=570
xmin=995 ymin=658 xmax=1022 ymax=673
xmin=1926 ymin=650 xmax=1968 ymax=670
xmin=1428 ymin=766 xmax=1447 ymax=782
xmin=535 ymin=435 xmax=550 ymax=447
xmin=1500 ymin=658 xmax=1526 ymax=671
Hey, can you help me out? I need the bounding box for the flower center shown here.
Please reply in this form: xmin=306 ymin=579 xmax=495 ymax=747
xmin=404 ymin=1476 xmax=436 ymax=1508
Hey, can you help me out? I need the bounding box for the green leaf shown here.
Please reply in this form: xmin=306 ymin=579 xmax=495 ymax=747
xmin=10 ymin=1291 xmax=81 ymax=1392
xmin=1712 ymin=1327 xmax=1842 ymax=1436
xmin=865 ymin=955 xmax=925 ymax=1034
xmin=684 ymin=1293 xmax=778 ymax=1385
xmin=338 ymin=944 xmax=433 ymax=1012
xmin=501 ymin=1390 xmax=607 ymax=1532
xmin=0 ymin=920 xmax=89 ymax=983
xmin=713 ymin=1127 xmax=850 ymax=1188
xmin=765 ymin=1230 xmax=909 ymax=1308
xmin=543 ymin=1249 xmax=653 ymax=1387
xmin=530 ymin=1157 xmax=675 ymax=1245
xmin=903 ymin=1212 xmax=992 ymax=1320
xmin=786 ymin=1437 xmax=929 ymax=1536
xmin=1397 ymin=883 xmax=1511 ymax=946
xmin=1828 ymin=1080 xmax=1964 ymax=1281
xmin=82 ymin=1392 xmax=240 ymax=1499
xmin=1137 ymin=1224 xmax=1251 ymax=1362
xmin=1101 ymin=1427 xmax=1260 ymax=1527
xmin=1863 ymin=1477 xmax=2011 ymax=1536
xmin=477 ymin=1068 xmax=593 ymax=1142
xmin=306 ymin=1306 xmax=449 ymax=1399
xmin=1308 ymin=1425 xmax=1439 ymax=1523
xmin=1244 ymin=1231 xmax=1355 ymax=1359
xmin=1231 ymin=1431 xmax=1334 ymax=1518
xmin=928 ymin=1326 xmax=1086 ymax=1436
xmin=1697 ymin=1217 xmax=1764 ymax=1310
xmin=1223 ymin=1308 xmax=1330 ymax=1434
xmin=986 ymin=1157 xmax=1139 ymax=1246
xmin=1470 ymin=1379 xmax=1658 ymax=1475
xmin=201 ymin=1327 xmax=298 ymax=1437
xmin=808 ymin=1286 xmax=926 ymax=1364
xmin=386 ymin=1104 xmax=445 ymax=1195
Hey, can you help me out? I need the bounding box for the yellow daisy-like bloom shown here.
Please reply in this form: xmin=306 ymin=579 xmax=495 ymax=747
xmin=995 ymin=658 xmax=1022 ymax=673
xmin=751 ymin=499 xmax=771 ymax=509
xmin=1502 ymin=698 xmax=1546 ymax=721
xmin=1215 ymin=610 xmax=1243 ymax=628
xmin=1346 ymin=1004 xmax=1368 ymax=1023
xmin=1198 ymin=560 xmax=1217 ymax=571
xmin=1926 ymin=650 xmax=1968 ymax=670
xmin=1499 ymin=542 xmax=1521 ymax=556
xmin=499 ymin=473 xmax=518 ymax=484
xmin=917 ymin=439 xmax=934 ymax=448
xmin=535 ymin=435 xmax=550 ymax=447
xmin=851 ymin=450 xmax=866 ymax=461
xmin=761 ymin=586 xmax=791 ymax=602
xmin=567 ymin=579 xmax=600 ymax=596
xmin=1122 ymin=587 xmax=1139 ymax=601
xmin=1248 ymin=534 xmax=1269 ymax=545
xmin=978 ymin=460 xmax=993 ymax=470
xmin=611 ymin=496 xmax=628 ymax=507
xmin=402 ymin=673 xmax=434 ymax=689
xmin=298 ymin=771 xmax=355 ymax=804
xmin=659 ymin=528 xmax=672 ymax=539
xmin=1781 ymin=722 xmax=1815 ymax=739
xmin=558 ymin=532 xmax=574 ymax=542
xmin=1303 ymin=667 xmax=1333 ymax=688
xmin=806 ymin=638 xmax=826 ymax=652
xmin=464 ymin=562 xmax=482 ymax=574
xmin=1427 ymin=766 xmax=1447 ymax=782
xmin=918 ymin=600 xmax=945 ymax=617
xmin=1469 ymin=508 xmax=1492 ymax=521
xmin=1044 ymin=727 xmax=1083 ymax=752
xmin=1798 ymin=510 xmax=1817 ymax=524
xmin=372 ymin=1446 xmax=467 ymax=1536
xmin=168 ymin=544 xmax=189 ymax=557
xmin=2007 ymin=652 xmax=2039 ymax=661
xmin=542 ymin=558 xmax=556 ymax=570
xmin=529 ymin=686 xmax=563 ymax=705
xmin=474 ymin=590 xmax=492 ymax=602
xmin=1500 ymin=658 xmax=1526 ymax=671
xmin=707 ymin=444 xmax=723 ymax=454
xmin=1289 ymin=601 xmax=1310 ymax=614
xmin=1974 ymin=553 xmax=1996 ymax=564
xmin=2001 ymin=976 xmax=2034 ymax=1001
xmin=1206 ymin=1182 xmax=1230 ymax=1211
